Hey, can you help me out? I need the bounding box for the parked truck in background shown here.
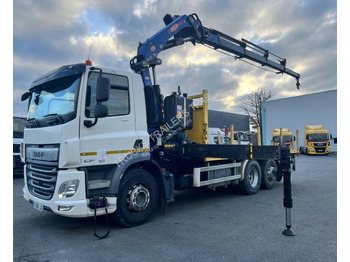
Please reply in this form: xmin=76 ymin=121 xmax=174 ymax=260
xmin=209 ymin=128 xmax=250 ymax=145
xmin=20 ymin=13 xmax=300 ymax=227
xmin=234 ymin=131 xmax=250 ymax=145
xmin=272 ymin=128 xmax=299 ymax=154
xmin=300 ymin=125 xmax=331 ymax=155
xmin=208 ymin=127 xmax=227 ymax=144
xmin=272 ymin=128 xmax=295 ymax=148
xmin=13 ymin=115 xmax=26 ymax=175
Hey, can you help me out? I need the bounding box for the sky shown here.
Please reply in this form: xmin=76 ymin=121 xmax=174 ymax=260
xmin=13 ymin=0 xmax=337 ymax=115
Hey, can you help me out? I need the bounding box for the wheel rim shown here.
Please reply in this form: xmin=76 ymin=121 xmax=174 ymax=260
xmin=267 ymin=166 xmax=276 ymax=182
xmin=248 ymin=167 xmax=259 ymax=188
xmin=127 ymin=184 xmax=150 ymax=213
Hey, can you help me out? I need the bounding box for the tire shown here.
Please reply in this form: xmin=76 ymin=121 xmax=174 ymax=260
xmin=260 ymin=159 xmax=277 ymax=189
xmin=239 ymin=160 xmax=261 ymax=195
xmin=113 ymin=169 xmax=159 ymax=227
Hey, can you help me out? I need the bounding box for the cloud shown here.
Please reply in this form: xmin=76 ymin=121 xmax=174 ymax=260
xmin=13 ymin=0 xmax=337 ymax=116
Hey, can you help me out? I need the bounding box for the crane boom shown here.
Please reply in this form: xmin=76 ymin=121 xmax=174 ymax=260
xmin=130 ymin=13 xmax=301 ymax=129
xmin=130 ymin=13 xmax=300 ymax=88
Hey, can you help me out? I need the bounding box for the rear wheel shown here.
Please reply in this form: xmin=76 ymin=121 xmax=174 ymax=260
xmin=260 ymin=159 xmax=277 ymax=189
xmin=239 ymin=160 xmax=261 ymax=195
xmin=113 ymin=169 xmax=159 ymax=227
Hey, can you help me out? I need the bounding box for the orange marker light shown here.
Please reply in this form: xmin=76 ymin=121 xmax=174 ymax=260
xmin=85 ymin=59 xmax=92 ymax=66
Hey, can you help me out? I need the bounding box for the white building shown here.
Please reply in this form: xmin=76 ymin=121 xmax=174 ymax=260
xmin=262 ymin=89 xmax=337 ymax=151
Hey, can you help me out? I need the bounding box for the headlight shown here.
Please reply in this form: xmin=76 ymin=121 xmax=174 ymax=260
xmin=58 ymin=180 xmax=80 ymax=198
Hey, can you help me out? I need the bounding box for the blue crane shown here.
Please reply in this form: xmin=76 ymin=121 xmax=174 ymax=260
xmin=130 ymin=13 xmax=301 ymax=129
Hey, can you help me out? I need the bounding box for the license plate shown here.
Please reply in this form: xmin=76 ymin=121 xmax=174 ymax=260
xmin=32 ymin=201 xmax=44 ymax=212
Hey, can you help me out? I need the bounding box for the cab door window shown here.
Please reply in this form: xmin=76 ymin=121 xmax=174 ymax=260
xmin=85 ymin=72 xmax=130 ymax=118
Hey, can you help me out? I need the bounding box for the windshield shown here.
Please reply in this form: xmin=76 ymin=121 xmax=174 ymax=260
xmin=240 ymin=133 xmax=248 ymax=141
xmin=282 ymin=135 xmax=293 ymax=143
xmin=13 ymin=117 xmax=26 ymax=138
xmin=309 ymin=133 xmax=329 ymax=141
xmin=273 ymin=136 xmax=280 ymax=143
xmin=27 ymin=73 xmax=81 ymax=124
xmin=234 ymin=133 xmax=249 ymax=141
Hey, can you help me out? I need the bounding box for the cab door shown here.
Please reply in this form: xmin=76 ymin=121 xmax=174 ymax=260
xmin=79 ymin=69 xmax=138 ymax=166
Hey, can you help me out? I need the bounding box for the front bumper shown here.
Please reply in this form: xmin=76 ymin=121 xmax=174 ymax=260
xmin=306 ymin=146 xmax=331 ymax=155
xmin=23 ymin=168 xmax=116 ymax=217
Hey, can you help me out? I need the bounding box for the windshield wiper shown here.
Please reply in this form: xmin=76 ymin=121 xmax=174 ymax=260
xmin=43 ymin=113 xmax=64 ymax=124
xmin=27 ymin=118 xmax=40 ymax=127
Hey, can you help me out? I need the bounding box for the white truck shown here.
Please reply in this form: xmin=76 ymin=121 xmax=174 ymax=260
xmin=20 ymin=13 xmax=300 ymax=234
xmin=208 ymin=128 xmax=250 ymax=145
xmin=233 ymin=131 xmax=250 ymax=145
xmin=208 ymin=127 xmax=227 ymax=144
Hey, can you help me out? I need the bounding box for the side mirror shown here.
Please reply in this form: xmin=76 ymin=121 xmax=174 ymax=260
xmin=21 ymin=92 xmax=31 ymax=101
xmin=84 ymin=104 xmax=108 ymax=128
xmin=329 ymin=134 xmax=333 ymax=140
xmin=306 ymin=134 xmax=309 ymax=140
xmin=293 ymin=136 xmax=296 ymax=141
xmin=84 ymin=77 xmax=110 ymax=128
xmin=94 ymin=104 xmax=108 ymax=118
xmin=96 ymin=76 xmax=110 ymax=102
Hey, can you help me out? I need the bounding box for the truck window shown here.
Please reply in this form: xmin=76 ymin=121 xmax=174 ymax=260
xmin=86 ymin=72 xmax=130 ymax=117
xmin=240 ymin=133 xmax=248 ymax=141
xmin=282 ymin=136 xmax=293 ymax=143
xmin=309 ymin=133 xmax=329 ymax=141
xmin=273 ymin=136 xmax=280 ymax=143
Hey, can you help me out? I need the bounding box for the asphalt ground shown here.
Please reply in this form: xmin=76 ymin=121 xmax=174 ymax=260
xmin=13 ymin=154 xmax=337 ymax=262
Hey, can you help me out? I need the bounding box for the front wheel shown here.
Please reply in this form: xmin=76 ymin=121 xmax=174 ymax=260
xmin=112 ymin=169 xmax=159 ymax=227
xmin=239 ymin=160 xmax=261 ymax=195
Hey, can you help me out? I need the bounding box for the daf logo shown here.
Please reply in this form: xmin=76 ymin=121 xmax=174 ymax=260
xmin=34 ymin=152 xmax=45 ymax=158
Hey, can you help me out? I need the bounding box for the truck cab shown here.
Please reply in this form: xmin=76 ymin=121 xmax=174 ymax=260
xmin=301 ymin=125 xmax=331 ymax=155
xmin=22 ymin=63 xmax=149 ymax=218
xmin=272 ymin=128 xmax=294 ymax=149
xmin=208 ymin=127 xmax=227 ymax=144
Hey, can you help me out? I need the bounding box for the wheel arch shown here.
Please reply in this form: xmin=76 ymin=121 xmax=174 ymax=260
xmin=111 ymin=154 xmax=168 ymax=210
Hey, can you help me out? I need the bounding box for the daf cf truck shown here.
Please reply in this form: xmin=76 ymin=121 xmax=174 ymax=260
xmin=21 ymin=13 xmax=300 ymax=228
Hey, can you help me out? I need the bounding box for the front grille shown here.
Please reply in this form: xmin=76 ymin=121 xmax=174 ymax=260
xmin=315 ymin=147 xmax=326 ymax=153
xmin=27 ymin=164 xmax=58 ymax=200
xmin=313 ymin=142 xmax=327 ymax=147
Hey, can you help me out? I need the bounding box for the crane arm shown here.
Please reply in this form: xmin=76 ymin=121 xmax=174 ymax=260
xmin=130 ymin=13 xmax=301 ymax=89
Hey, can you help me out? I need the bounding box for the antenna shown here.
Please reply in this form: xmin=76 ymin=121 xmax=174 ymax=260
xmin=87 ymin=43 xmax=93 ymax=60
xmin=85 ymin=44 xmax=93 ymax=66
